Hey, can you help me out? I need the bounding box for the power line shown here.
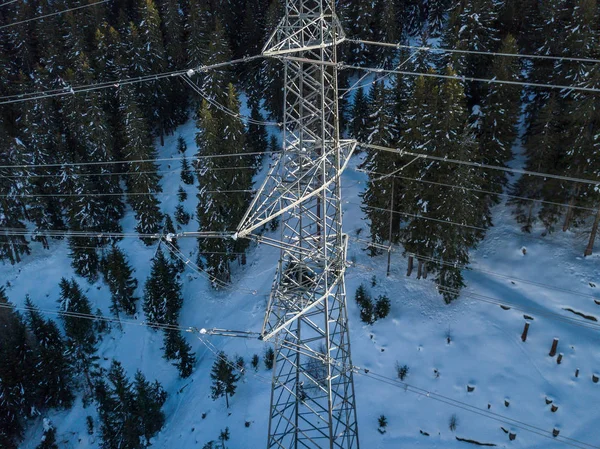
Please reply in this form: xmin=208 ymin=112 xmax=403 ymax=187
xmin=349 ymin=201 xmax=488 ymax=232
xmin=0 ymin=55 xmax=264 ymax=105
xmin=0 ymin=188 xmax=256 ymax=199
xmin=0 ymin=150 xmax=279 ymax=170
xmin=0 ymin=0 xmax=110 ymax=30
xmin=349 ymin=38 xmax=600 ymax=65
xmin=355 ymin=370 xmax=599 ymax=449
xmin=181 ymin=75 xmax=282 ymax=127
xmin=0 ymin=0 xmax=18 ymax=8
xmin=354 ymin=167 xmax=600 ymax=213
xmin=343 ymin=63 xmax=600 ymax=93
xmin=360 ymin=142 xmax=600 ymax=187
xmin=0 ymin=165 xmax=259 ymax=180
xmin=0 ymin=301 xmax=198 ymax=334
xmin=0 ymin=228 xmax=233 ymax=240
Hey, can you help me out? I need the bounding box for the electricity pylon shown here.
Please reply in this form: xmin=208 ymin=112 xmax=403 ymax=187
xmin=236 ymin=1 xmax=359 ymax=448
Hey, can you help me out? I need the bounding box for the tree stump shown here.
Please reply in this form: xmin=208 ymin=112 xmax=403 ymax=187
xmin=552 ymin=428 xmax=560 ymax=438
xmin=593 ymin=374 xmax=599 ymax=383
xmin=575 ymin=369 xmax=579 ymax=378
xmin=504 ymin=399 xmax=510 ymax=407
xmin=551 ymin=404 xmax=558 ymax=413
xmin=545 ymin=397 xmax=553 ymax=405
xmin=549 ymin=338 xmax=559 ymax=357
xmin=509 ymin=432 xmax=516 ymax=441
xmin=467 ymin=385 xmax=475 ymax=392
xmin=521 ymin=322 xmax=530 ymax=342
xmin=557 ymin=353 xmax=563 ymax=364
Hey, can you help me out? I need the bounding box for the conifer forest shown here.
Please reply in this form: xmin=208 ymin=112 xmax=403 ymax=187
xmin=0 ymin=1 xmax=599 ymax=448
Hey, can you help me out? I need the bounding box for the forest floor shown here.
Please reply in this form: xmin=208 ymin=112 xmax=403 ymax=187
xmin=5 ymin=113 xmax=600 ymax=449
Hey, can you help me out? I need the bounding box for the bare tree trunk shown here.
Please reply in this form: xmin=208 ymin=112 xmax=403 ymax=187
xmin=584 ymin=208 xmax=600 ymax=257
xmin=422 ymin=263 xmax=428 ymax=279
xmin=406 ymin=256 xmax=414 ymax=277
xmin=417 ymin=260 xmax=423 ymax=279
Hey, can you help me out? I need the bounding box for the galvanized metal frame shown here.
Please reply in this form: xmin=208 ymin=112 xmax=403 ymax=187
xmin=237 ymin=1 xmax=359 ymax=448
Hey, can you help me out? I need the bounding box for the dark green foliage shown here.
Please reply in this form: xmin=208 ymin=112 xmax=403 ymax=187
xmin=251 ymin=354 xmax=259 ymax=371
xmin=177 ymin=136 xmax=187 ymax=154
xmin=349 ymin=87 xmax=369 ymax=142
xmin=175 ymin=204 xmax=191 ymax=226
xmin=396 ymin=363 xmax=409 ymax=381
xmin=0 ymin=288 xmax=38 ymax=445
xmin=210 ymin=352 xmax=240 ymax=408
xmin=103 ymin=246 xmax=139 ymax=316
xmin=195 ymin=85 xmax=253 ymax=285
xmin=25 ymin=298 xmax=74 ymax=409
xmin=181 ymin=156 xmax=194 ymax=185
xmin=162 ymin=330 xmax=196 ymax=378
xmin=36 ymin=422 xmax=58 ymax=449
xmin=374 ymin=295 xmax=391 ymax=320
xmin=58 ymin=278 xmax=99 ymax=392
xmin=219 ymin=427 xmax=230 ymax=448
xmin=143 ymin=249 xmax=183 ymax=325
xmin=178 ymin=186 xmax=188 ymax=202
xmin=163 ymin=214 xmax=185 ymax=272
xmin=264 ymin=347 xmax=274 ymax=370
xmin=120 ymin=91 xmax=163 ymax=243
xmin=377 ymin=415 xmax=387 ymax=434
xmin=96 ymin=360 xmax=167 ymax=449
xmin=359 ymin=297 xmax=375 ymax=325
xmin=246 ymin=103 xmax=269 ymax=166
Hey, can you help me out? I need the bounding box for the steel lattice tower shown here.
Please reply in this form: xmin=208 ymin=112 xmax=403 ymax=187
xmin=236 ymin=1 xmax=359 ymax=448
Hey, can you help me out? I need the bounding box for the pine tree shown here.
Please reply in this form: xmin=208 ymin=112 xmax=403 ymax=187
xmin=360 ymin=81 xmax=402 ymax=252
xmin=475 ymin=34 xmax=521 ymax=208
xmin=260 ymin=0 xmax=284 ymax=120
xmin=181 ymin=156 xmax=194 ymax=184
xmin=132 ymin=370 xmax=167 ymax=445
xmin=58 ymin=278 xmax=99 ymax=391
xmin=210 ymin=352 xmax=239 ymax=408
xmin=175 ymin=203 xmax=191 ymax=226
xmin=120 ymin=91 xmax=164 ymax=243
xmin=195 ymin=85 xmax=253 ymax=285
xmin=349 ymin=87 xmax=369 ymax=142
xmin=143 ymin=249 xmax=183 ymax=325
xmin=103 ymin=246 xmax=139 ymax=316
xmin=25 ymin=298 xmax=74 ymax=409
xmin=0 ymin=288 xmax=39 ymax=446
xmin=177 ymin=135 xmax=187 ymax=154
xmin=200 ymin=20 xmax=234 ymax=104
xmin=0 ymin=127 xmax=30 ymax=264
xmin=428 ymin=0 xmax=451 ymax=36
xmin=246 ymin=104 xmax=269 ymax=167
xmin=36 ymin=420 xmax=58 ymax=449
xmin=163 ymin=331 xmax=196 ymax=378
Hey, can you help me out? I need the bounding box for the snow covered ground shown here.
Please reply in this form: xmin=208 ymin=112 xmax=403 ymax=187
xmin=5 ymin=114 xmax=599 ymax=449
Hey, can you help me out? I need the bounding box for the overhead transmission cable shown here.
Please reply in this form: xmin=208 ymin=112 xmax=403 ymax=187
xmin=339 ymin=62 xmax=600 ymax=93
xmin=0 ymin=188 xmax=256 ymax=199
xmin=0 ymin=150 xmax=279 ymax=170
xmin=354 ymin=166 xmax=600 ymax=213
xmin=181 ymin=75 xmax=282 ymax=127
xmin=354 ymin=370 xmax=599 ymax=449
xmin=0 ymin=0 xmax=18 ymax=7
xmin=348 ymin=38 xmax=600 ymax=65
xmin=360 ymin=142 xmax=600 ymax=187
xmin=0 ymin=0 xmax=110 ymax=29
xmin=0 ymin=55 xmax=264 ymax=104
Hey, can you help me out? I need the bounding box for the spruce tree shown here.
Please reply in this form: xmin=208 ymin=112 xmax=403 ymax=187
xmin=103 ymin=246 xmax=139 ymax=316
xmin=163 ymin=214 xmax=185 ymax=272
xmin=58 ymin=278 xmax=99 ymax=391
xmin=181 ymin=156 xmax=194 ymax=185
xmin=246 ymin=103 xmax=269 ymax=167
xmin=210 ymin=352 xmax=239 ymax=408
xmin=143 ymin=249 xmax=183 ymax=325
xmin=475 ymin=34 xmax=521 ymax=208
xmin=260 ymin=0 xmax=284 ymax=120
xmin=0 ymin=288 xmax=38 ymax=446
xmin=36 ymin=421 xmax=58 ymax=449
xmin=132 ymin=370 xmax=167 ymax=445
xmin=349 ymin=87 xmax=370 ymax=142
xmin=195 ymin=85 xmax=253 ymax=285
xmin=25 ymin=298 xmax=74 ymax=409
xmin=0 ymin=127 xmax=30 ymax=264
xmin=360 ymin=81 xmax=402 ymax=252
xmin=120 ymin=91 xmax=164 ymax=243
xmin=163 ymin=331 xmax=196 ymax=378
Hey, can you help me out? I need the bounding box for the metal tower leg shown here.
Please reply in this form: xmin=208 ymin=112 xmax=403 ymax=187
xmin=236 ymin=1 xmax=359 ymax=448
